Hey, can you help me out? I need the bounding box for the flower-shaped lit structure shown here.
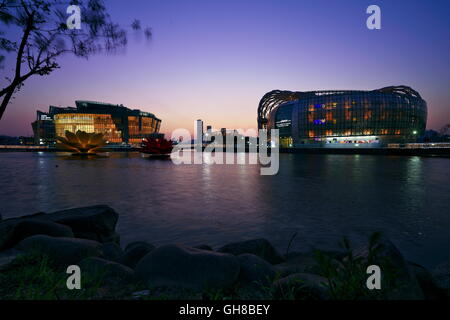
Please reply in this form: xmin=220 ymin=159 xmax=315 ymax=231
xmin=56 ymin=130 xmax=106 ymax=155
xmin=141 ymin=137 xmax=173 ymax=155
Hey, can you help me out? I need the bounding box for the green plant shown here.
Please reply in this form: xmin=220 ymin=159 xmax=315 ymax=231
xmin=202 ymin=283 xmax=240 ymax=300
xmin=0 ymin=253 xmax=61 ymax=300
xmin=313 ymin=232 xmax=398 ymax=300
xmin=285 ymin=232 xmax=298 ymax=257
xmin=0 ymin=252 xmax=115 ymax=300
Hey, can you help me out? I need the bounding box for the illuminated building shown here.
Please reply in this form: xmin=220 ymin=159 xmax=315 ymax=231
xmin=258 ymin=86 xmax=427 ymax=148
xmin=32 ymin=100 xmax=161 ymax=145
xmin=31 ymin=111 xmax=56 ymax=145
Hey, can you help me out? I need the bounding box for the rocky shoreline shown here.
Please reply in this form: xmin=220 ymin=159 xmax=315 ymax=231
xmin=1 ymin=205 xmax=450 ymax=300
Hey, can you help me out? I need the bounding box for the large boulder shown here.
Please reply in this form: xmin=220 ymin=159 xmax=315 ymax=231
xmin=238 ymin=254 xmax=276 ymax=287
xmin=16 ymin=235 xmax=103 ymax=268
xmin=218 ymin=239 xmax=285 ymax=264
xmin=432 ymin=259 xmax=450 ymax=298
xmin=193 ymin=244 xmax=213 ymax=251
xmin=0 ymin=249 xmax=23 ymax=271
xmin=0 ymin=205 xmax=119 ymax=245
xmin=135 ymin=244 xmax=240 ymax=291
xmin=352 ymin=235 xmax=424 ymax=300
xmin=275 ymin=252 xmax=323 ymax=277
xmin=78 ymin=257 xmax=134 ymax=287
xmin=41 ymin=205 xmax=119 ymax=244
xmin=102 ymin=242 xmax=124 ymax=263
xmin=272 ymin=273 xmax=330 ymax=300
xmin=235 ymin=254 xmax=276 ymax=300
xmin=0 ymin=219 xmax=73 ymax=250
xmin=409 ymin=261 xmax=446 ymax=300
xmin=0 ymin=213 xmax=49 ymax=250
xmin=125 ymin=241 xmax=155 ymax=252
xmin=121 ymin=242 xmax=155 ymax=269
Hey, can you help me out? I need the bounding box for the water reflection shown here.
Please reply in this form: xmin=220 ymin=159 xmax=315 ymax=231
xmin=0 ymin=152 xmax=449 ymax=267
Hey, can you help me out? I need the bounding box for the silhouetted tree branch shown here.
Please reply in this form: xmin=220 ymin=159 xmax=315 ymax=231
xmin=0 ymin=0 xmax=151 ymax=120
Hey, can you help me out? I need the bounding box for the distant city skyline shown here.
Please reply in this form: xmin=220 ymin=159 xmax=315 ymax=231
xmin=1 ymin=0 xmax=449 ymax=137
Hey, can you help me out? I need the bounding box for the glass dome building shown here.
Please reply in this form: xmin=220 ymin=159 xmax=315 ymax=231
xmin=258 ymin=86 xmax=427 ymax=148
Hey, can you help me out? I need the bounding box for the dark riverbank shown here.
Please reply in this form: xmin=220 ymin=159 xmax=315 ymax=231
xmin=1 ymin=205 xmax=450 ymax=300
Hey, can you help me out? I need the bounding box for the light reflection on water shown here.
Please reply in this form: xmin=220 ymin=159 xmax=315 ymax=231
xmin=0 ymin=151 xmax=449 ymax=268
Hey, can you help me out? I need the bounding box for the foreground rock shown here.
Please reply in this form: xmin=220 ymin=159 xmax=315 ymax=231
xmin=16 ymin=235 xmax=103 ymax=268
xmin=274 ymin=252 xmax=324 ymax=277
xmin=273 ymin=273 xmax=330 ymax=300
xmin=2 ymin=206 xmax=448 ymax=301
xmin=353 ymin=235 xmax=424 ymax=300
xmin=0 ymin=249 xmax=23 ymax=271
xmin=135 ymin=244 xmax=240 ymax=290
xmin=102 ymin=242 xmax=124 ymax=263
xmin=125 ymin=241 xmax=154 ymax=252
xmin=79 ymin=257 xmax=134 ymax=286
xmin=409 ymin=261 xmax=446 ymax=300
xmin=218 ymin=238 xmax=285 ymax=264
xmin=237 ymin=254 xmax=276 ymax=287
xmin=39 ymin=205 xmax=119 ymax=244
xmin=235 ymin=254 xmax=276 ymax=300
xmin=194 ymin=245 xmax=213 ymax=251
xmin=120 ymin=241 xmax=155 ymax=269
xmin=1 ymin=205 xmax=119 ymax=245
xmin=0 ymin=219 xmax=74 ymax=250
xmin=432 ymin=259 xmax=450 ymax=297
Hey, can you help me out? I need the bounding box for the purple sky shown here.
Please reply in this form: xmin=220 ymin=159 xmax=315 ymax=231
xmin=1 ymin=0 xmax=449 ymax=136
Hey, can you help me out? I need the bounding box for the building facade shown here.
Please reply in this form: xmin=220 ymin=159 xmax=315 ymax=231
xmin=32 ymin=100 xmax=161 ymax=145
xmin=31 ymin=111 xmax=56 ymax=145
xmin=259 ymin=86 xmax=427 ymax=148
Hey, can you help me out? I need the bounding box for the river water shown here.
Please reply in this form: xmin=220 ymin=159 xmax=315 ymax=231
xmin=0 ymin=151 xmax=449 ymax=268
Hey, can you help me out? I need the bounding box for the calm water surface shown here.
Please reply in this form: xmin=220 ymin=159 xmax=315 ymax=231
xmin=0 ymin=152 xmax=449 ymax=268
